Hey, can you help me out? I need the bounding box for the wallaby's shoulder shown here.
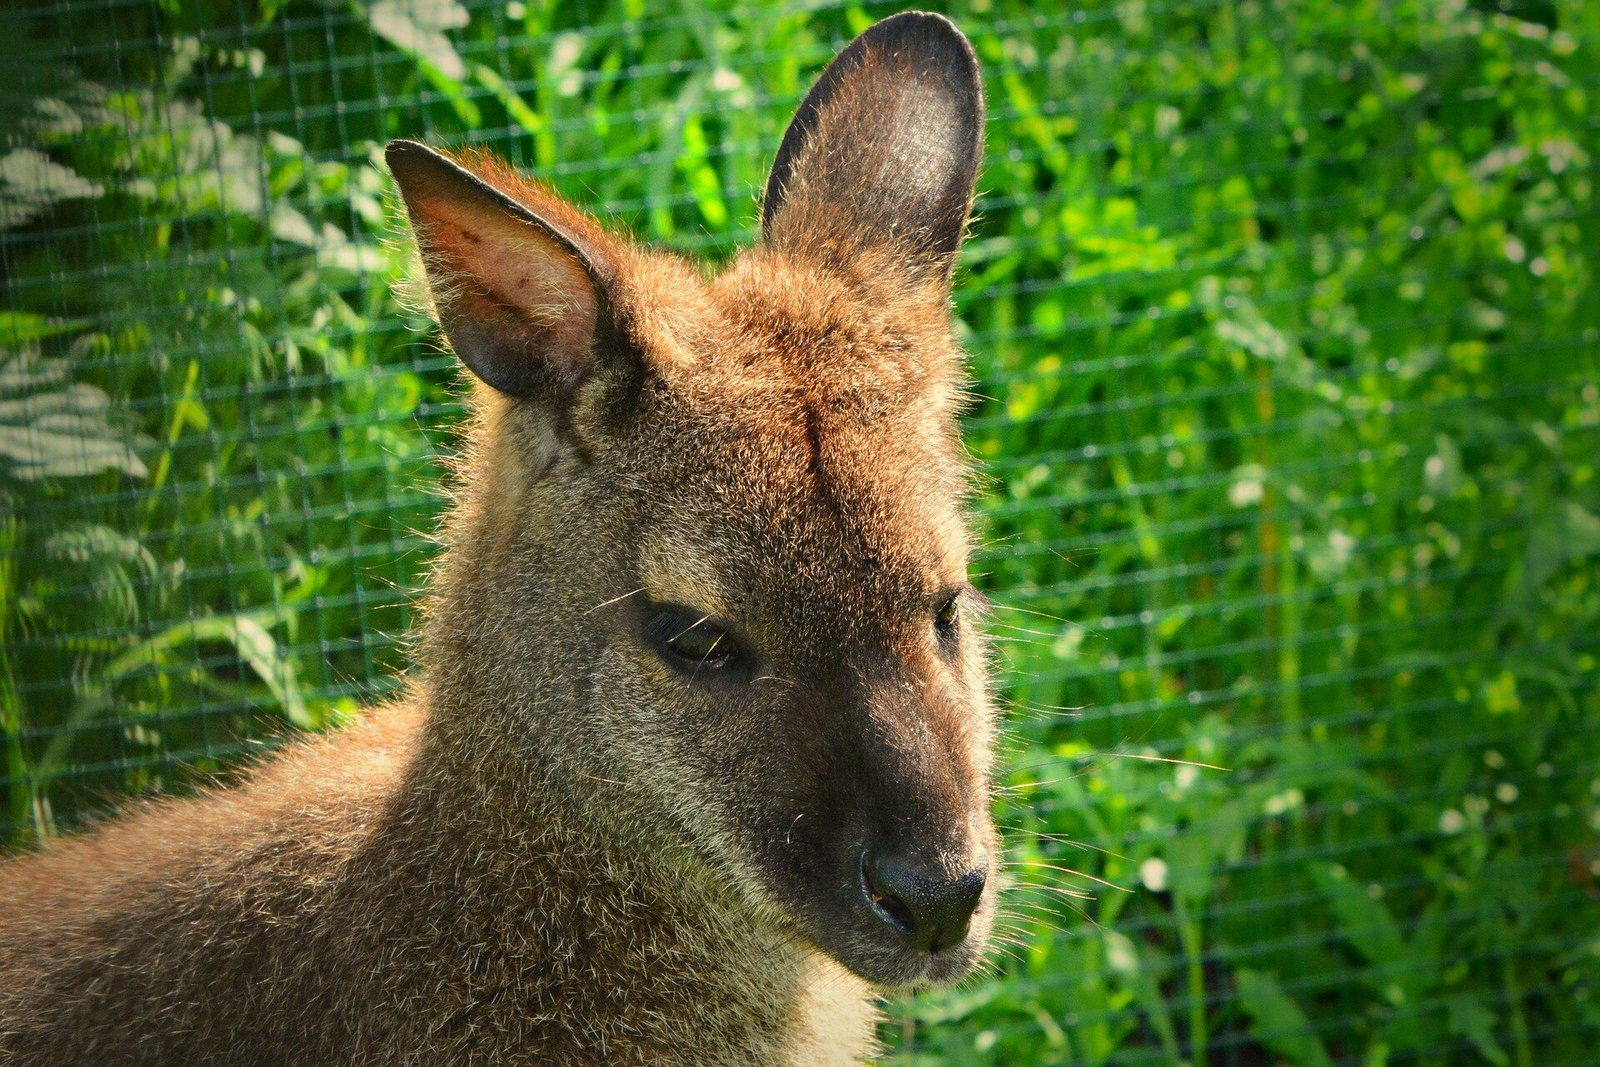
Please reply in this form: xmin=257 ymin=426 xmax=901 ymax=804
xmin=0 ymin=700 xmax=423 ymax=929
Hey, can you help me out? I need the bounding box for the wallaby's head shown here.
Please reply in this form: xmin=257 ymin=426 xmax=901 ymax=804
xmin=389 ymin=12 xmax=995 ymax=989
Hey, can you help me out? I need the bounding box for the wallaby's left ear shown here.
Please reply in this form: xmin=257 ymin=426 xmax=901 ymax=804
xmin=761 ymin=11 xmax=985 ymax=287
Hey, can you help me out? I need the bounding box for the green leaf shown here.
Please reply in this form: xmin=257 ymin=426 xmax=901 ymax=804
xmin=1445 ymin=997 xmax=1509 ymax=1067
xmin=227 ymin=616 xmax=310 ymax=730
xmin=0 ymin=312 xmax=88 ymax=343
xmin=0 ymin=148 xmax=101 ymax=230
xmin=1313 ymin=863 xmax=1408 ymax=973
xmin=471 ymin=63 xmax=545 ymax=138
xmin=35 ymin=612 xmax=309 ymax=779
xmin=0 ymin=345 xmax=149 ymax=481
xmin=1235 ymin=968 xmax=1334 ymax=1067
xmin=1523 ymin=501 xmax=1600 ymax=595
xmin=363 ymin=0 xmax=468 ymax=81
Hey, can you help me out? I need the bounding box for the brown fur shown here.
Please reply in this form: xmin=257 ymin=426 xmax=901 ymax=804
xmin=0 ymin=13 xmax=995 ymax=1064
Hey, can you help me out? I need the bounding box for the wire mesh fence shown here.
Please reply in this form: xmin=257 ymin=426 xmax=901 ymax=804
xmin=3 ymin=0 xmax=1597 ymax=1061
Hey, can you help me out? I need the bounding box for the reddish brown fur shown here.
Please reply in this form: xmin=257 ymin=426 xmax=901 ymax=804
xmin=1 ymin=13 xmax=996 ymax=1065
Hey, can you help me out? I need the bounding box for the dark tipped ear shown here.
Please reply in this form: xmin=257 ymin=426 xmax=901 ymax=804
xmin=761 ymin=11 xmax=985 ymax=284
xmin=386 ymin=139 xmax=609 ymax=399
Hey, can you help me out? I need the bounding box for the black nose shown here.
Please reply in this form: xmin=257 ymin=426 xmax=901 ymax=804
xmin=861 ymin=851 xmax=987 ymax=954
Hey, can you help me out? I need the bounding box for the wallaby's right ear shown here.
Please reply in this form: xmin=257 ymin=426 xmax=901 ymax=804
xmin=386 ymin=139 xmax=610 ymax=400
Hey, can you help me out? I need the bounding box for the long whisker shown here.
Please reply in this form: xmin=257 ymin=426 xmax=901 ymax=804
xmin=1018 ymin=862 xmax=1130 ymax=893
xmin=583 ymin=587 xmax=647 ymax=615
xmin=1005 ymin=698 xmax=1089 ymax=713
xmin=672 ymin=614 xmax=715 ymax=642
xmin=1095 ymin=751 xmax=1231 ymax=772
xmin=997 ymin=826 xmax=1131 ymax=862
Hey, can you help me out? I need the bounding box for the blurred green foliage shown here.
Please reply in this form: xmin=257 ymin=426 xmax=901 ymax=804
xmin=2 ymin=0 xmax=1597 ymax=1062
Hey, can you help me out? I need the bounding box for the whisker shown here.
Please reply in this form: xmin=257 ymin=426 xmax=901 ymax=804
xmin=1005 ymin=698 xmax=1089 ymax=714
xmin=984 ymin=941 xmax=1030 ymax=966
xmin=577 ymin=772 xmax=628 ymax=787
xmin=1005 ymin=748 xmax=1229 ymax=776
xmin=1096 ymin=751 xmax=1231 ymax=772
xmin=997 ymin=827 xmax=1131 ymax=862
xmin=672 ymin=614 xmax=714 ymax=642
xmin=995 ymin=778 xmax=1067 ymax=794
xmin=1000 ymin=704 xmax=1086 ymax=723
xmin=988 ymin=603 xmax=1078 ymax=625
xmin=1014 ymin=878 xmax=1100 ymax=900
xmin=1014 ymin=891 xmax=1098 ymax=929
xmin=1017 ymin=862 xmax=1129 ymax=893
xmin=985 ymin=622 xmax=1063 ymax=639
xmin=1019 ymin=884 xmax=1095 ymax=900
xmin=583 ymin=587 xmax=647 ymax=615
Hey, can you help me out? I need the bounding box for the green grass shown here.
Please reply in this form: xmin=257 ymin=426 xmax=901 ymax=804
xmin=3 ymin=0 xmax=1598 ymax=1061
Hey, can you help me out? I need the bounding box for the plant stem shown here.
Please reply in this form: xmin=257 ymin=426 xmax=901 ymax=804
xmin=0 ymin=508 xmax=32 ymax=845
xmin=1174 ymin=893 xmax=1208 ymax=1060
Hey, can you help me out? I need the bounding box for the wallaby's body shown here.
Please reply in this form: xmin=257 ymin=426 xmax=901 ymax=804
xmin=1 ymin=13 xmax=997 ymax=1065
xmin=0 ymin=704 xmax=875 ymax=1063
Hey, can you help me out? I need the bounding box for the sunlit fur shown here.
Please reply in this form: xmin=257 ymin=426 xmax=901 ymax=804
xmin=0 ymin=13 xmax=996 ymax=1064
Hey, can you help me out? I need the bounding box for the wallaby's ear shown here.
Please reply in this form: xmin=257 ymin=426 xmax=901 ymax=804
xmin=386 ymin=139 xmax=609 ymax=400
xmin=761 ymin=11 xmax=984 ymax=286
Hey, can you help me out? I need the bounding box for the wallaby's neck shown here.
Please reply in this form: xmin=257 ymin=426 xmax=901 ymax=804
xmin=368 ymin=684 xmax=876 ymax=1065
xmin=390 ymin=465 xmax=881 ymax=1063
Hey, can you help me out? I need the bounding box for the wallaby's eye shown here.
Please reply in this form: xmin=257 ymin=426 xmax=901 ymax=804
xmin=645 ymin=608 xmax=744 ymax=674
xmin=935 ymin=592 xmax=961 ymax=641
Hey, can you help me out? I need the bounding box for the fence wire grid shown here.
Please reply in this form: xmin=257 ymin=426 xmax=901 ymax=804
xmin=2 ymin=0 xmax=1598 ymax=1063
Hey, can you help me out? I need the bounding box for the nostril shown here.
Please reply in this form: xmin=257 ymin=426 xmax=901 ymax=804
xmin=861 ymin=852 xmax=917 ymax=939
xmin=860 ymin=850 xmax=988 ymax=955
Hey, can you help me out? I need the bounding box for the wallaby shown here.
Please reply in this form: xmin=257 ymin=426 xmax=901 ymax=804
xmin=0 ymin=11 xmax=997 ymax=1065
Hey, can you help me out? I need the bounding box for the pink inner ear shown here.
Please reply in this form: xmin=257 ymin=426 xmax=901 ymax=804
xmin=412 ymin=192 xmax=600 ymax=380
